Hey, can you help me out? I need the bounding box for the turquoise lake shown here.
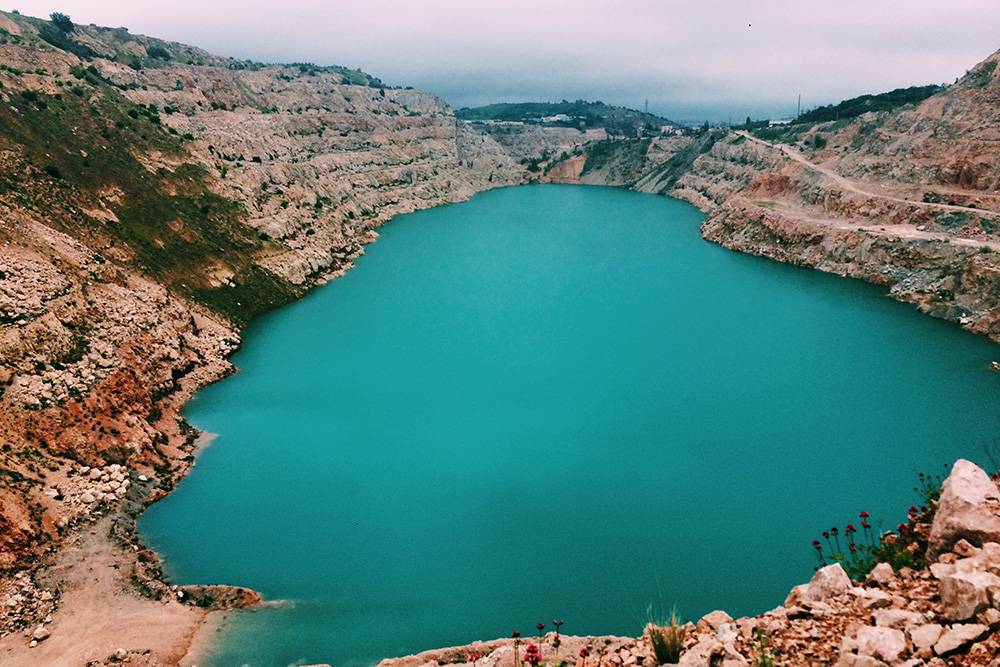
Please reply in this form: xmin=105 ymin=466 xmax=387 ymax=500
xmin=139 ymin=184 xmax=1000 ymax=667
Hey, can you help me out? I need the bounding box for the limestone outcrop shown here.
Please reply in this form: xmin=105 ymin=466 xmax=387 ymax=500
xmin=928 ymin=460 xmax=1000 ymax=559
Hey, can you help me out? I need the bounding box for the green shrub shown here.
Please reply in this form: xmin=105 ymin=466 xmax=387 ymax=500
xmin=798 ymin=84 xmax=942 ymax=123
xmin=812 ymin=469 xmax=946 ymax=579
xmin=38 ymin=22 xmax=94 ymax=58
xmin=50 ymin=12 xmax=74 ymax=33
xmin=146 ymin=45 xmax=170 ymax=60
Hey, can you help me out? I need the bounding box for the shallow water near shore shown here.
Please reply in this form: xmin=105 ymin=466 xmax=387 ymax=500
xmin=140 ymin=184 xmax=1000 ymax=667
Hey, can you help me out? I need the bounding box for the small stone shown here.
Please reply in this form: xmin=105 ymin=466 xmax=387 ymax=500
xmin=860 ymin=588 xmax=892 ymax=609
xmin=696 ymin=610 xmax=733 ymax=633
xmin=909 ymin=623 xmax=943 ymax=649
xmin=786 ymin=563 xmax=852 ymax=605
xmin=930 ymin=562 xmax=955 ymax=579
xmin=953 ymin=539 xmax=981 ymax=558
xmin=976 ymin=607 xmax=1000 ymax=628
xmin=938 ymin=571 xmax=1000 ymax=620
xmin=866 ymin=562 xmax=895 ymax=587
xmin=735 ymin=617 xmax=757 ymax=641
xmin=854 ymin=626 xmax=905 ymax=662
xmin=138 ymin=474 xmax=149 ymax=482
xmin=114 ymin=648 xmax=127 ymax=659
xmin=32 ymin=625 xmax=50 ymax=641
xmin=716 ymin=622 xmax=737 ymax=643
xmin=872 ymin=608 xmax=923 ymax=628
xmin=933 ymin=623 xmax=989 ymax=656
xmin=81 ymin=492 xmax=95 ymax=504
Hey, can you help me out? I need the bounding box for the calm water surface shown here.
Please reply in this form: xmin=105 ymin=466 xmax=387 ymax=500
xmin=139 ymin=185 xmax=1000 ymax=667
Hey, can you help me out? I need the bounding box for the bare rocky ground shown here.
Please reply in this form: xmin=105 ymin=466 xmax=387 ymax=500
xmin=0 ymin=10 xmax=998 ymax=667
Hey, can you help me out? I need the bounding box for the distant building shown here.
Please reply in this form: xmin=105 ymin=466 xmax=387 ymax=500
xmin=768 ymin=118 xmax=794 ymax=127
xmin=541 ymin=113 xmax=572 ymax=123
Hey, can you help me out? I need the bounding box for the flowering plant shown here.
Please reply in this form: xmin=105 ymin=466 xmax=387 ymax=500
xmin=813 ymin=505 xmax=931 ymax=580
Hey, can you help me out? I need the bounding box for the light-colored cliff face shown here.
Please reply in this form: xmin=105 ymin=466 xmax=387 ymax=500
xmin=106 ymin=62 xmax=523 ymax=285
xmin=471 ymin=123 xmax=607 ymax=164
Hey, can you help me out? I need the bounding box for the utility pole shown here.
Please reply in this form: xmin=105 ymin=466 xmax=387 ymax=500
xmin=797 ymin=94 xmax=801 ymax=118
xmin=644 ymin=99 xmax=649 ymax=114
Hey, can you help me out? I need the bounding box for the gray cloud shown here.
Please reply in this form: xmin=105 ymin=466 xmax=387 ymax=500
xmin=10 ymin=0 xmax=999 ymax=122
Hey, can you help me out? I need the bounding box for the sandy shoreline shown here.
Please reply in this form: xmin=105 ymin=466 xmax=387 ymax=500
xmin=0 ymin=420 xmax=255 ymax=666
xmin=0 ymin=517 xmax=220 ymax=666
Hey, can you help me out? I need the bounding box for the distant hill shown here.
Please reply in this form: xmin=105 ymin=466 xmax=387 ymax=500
xmin=796 ymin=84 xmax=944 ymax=124
xmin=456 ymin=100 xmax=682 ymax=136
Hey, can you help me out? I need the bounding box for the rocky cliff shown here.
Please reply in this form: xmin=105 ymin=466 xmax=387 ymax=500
xmin=0 ymin=10 xmax=522 ymax=581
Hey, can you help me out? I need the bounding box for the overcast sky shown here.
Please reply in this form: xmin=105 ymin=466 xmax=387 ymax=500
xmin=8 ymin=1 xmax=1000 ymax=122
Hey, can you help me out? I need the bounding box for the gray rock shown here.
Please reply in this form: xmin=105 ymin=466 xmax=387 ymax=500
xmin=865 ymin=562 xmax=895 ymax=587
xmin=833 ymin=656 xmax=887 ymax=667
xmin=696 ymin=610 xmax=733 ymax=633
xmin=872 ymin=608 xmax=924 ymax=629
xmin=859 ymin=588 xmax=892 ymax=609
xmin=933 ymin=623 xmax=989 ymax=656
xmin=977 ymin=607 xmax=1000 ymax=628
xmin=786 ymin=563 xmax=852 ymax=605
xmin=854 ymin=626 xmax=905 ymax=663
xmin=909 ymin=623 xmax=943 ymax=649
xmin=937 ymin=570 xmax=1000 ymax=620
xmin=928 ymin=460 xmax=1000 ymax=560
